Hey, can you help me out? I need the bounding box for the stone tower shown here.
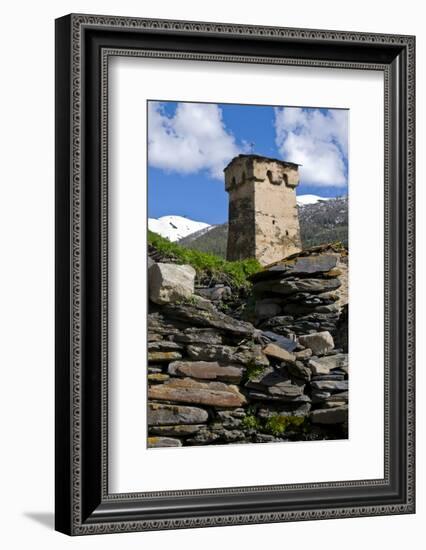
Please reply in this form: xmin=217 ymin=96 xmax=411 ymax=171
xmin=224 ymin=154 xmax=302 ymax=266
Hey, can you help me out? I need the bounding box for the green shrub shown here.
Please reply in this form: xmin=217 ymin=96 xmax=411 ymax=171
xmin=264 ymin=414 xmax=306 ymax=436
xmin=242 ymin=415 xmax=261 ymax=430
xmin=243 ymin=362 xmax=265 ymax=383
xmin=148 ymin=230 xmax=261 ymax=289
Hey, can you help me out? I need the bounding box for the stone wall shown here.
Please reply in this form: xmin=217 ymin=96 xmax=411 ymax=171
xmin=147 ymin=249 xmax=348 ymax=448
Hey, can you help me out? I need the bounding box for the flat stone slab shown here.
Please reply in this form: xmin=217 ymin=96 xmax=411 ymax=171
xmin=263 ymin=343 xmax=296 ymax=364
xmin=310 ymin=405 xmax=348 ymax=424
xmin=147 ymin=436 xmax=182 ymax=448
xmin=186 ymin=344 xmax=237 ymax=363
xmin=253 ymin=277 xmax=341 ymax=296
xmin=148 ymin=373 xmax=170 ymax=383
xmin=171 ymin=328 xmax=223 ymax=345
xmin=299 ymin=331 xmax=335 ymax=355
xmin=246 ymin=367 xmax=305 ymax=401
xmin=308 ymin=353 xmax=348 ymax=375
xmin=148 ymin=341 xmax=183 ymax=351
xmin=168 ymin=361 xmax=243 ymax=383
xmin=149 ymin=425 xmax=204 ymax=437
xmin=310 ymin=380 xmax=348 ymax=392
xmin=248 ymin=391 xmax=311 ymax=403
xmin=327 ymin=391 xmax=349 ymax=403
xmin=147 ymin=403 xmax=209 ymax=426
xmin=163 ymin=297 xmax=254 ymax=336
xmin=249 ymin=255 xmax=338 ymax=283
xmin=148 ymin=378 xmax=247 ymax=408
xmin=260 ymin=331 xmax=298 ymax=352
xmin=186 ymin=344 xmax=268 ymax=367
xmin=148 ymin=351 xmax=182 ymax=363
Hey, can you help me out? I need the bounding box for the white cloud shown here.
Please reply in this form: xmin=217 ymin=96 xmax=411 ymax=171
xmin=274 ymin=107 xmax=348 ymax=187
xmin=148 ymin=102 xmax=241 ymax=180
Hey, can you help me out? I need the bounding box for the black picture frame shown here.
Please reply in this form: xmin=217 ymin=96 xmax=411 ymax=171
xmin=55 ymin=13 xmax=415 ymax=535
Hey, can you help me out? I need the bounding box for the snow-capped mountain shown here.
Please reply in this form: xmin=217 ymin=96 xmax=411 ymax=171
xmin=296 ymin=194 xmax=331 ymax=206
xmin=148 ymin=215 xmax=211 ymax=242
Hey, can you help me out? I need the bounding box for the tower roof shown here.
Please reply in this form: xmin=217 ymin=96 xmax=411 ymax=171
xmin=223 ymin=154 xmax=301 ymax=172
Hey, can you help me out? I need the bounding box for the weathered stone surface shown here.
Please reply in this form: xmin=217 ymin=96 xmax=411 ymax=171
xmin=263 ymin=343 xmax=296 ymax=364
xmin=310 ymin=406 xmax=348 ymax=424
xmin=308 ymin=353 xmax=348 ymax=374
xmin=163 ymin=297 xmax=254 ymax=336
xmin=253 ymin=277 xmax=341 ymax=296
xmin=250 ymin=255 xmax=338 ymax=283
xmin=148 ymin=332 xmax=163 ymax=342
xmin=147 ymin=436 xmax=182 ymax=448
xmin=308 ymin=359 xmax=331 ymax=376
xmin=186 ymin=344 xmax=236 ymax=363
xmin=149 ymin=262 xmax=196 ymax=305
xmin=185 ymin=428 xmax=221 ymax=445
xmin=311 ymin=390 xmax=332 ymax=403
xmin=299 ymin=331 xmax=334 ymax=355
xmin=196 ymin=285 xmax=231 ymax=301
xmin=148 ymin=351 xmax=182 ymax=363
xmin=168 ymin=361 xmax=243 ymax=383
xmin=288 ymin=361 xmax=311 ymax=381
xmin=148 ymin=373 xmax=170 ymax=383
xmin=327 ymin=391 xmax=349 ymax=403
xmin=148 ymin=256 xmax=155 ymax=270
xmin=171 ymin=328 xmax=223 ymax=345
xmin=281 ymin=303 xmax=339 ymax=315
xmin=148 ymin=366 xmax=163 ymax=374
xmin=148 ymin=341 xmax=183 ymax=351
xmin=311 ymin=373 xmax=345 ymax=382
xmin=217 ymin=429 xmax=247 ymax=443
xmin=289 ymin=255 xmax=338 ymax=275
xmin=186 ymin=344 xmax=268 ymax=367
xmin=255 ymin=299 xmax=282 ymax=320
xmin=147 ymin=403 xmax=208 ymax=426
xmin=256 ymin=433 xmax=283 ymax=443
xmin=322 ymin=401 xmax=347 ymax=409
xmin=314 ymin=304 xmax=340 ymax=314
xmin=294 ymin=348 xmax=313 ymax=360
xmin=260 ymin=331 xmax=298 ymax=352
xmin=215 ymin=409 xmax=246 ymax=428
xmin=149 ymin=425 xmax=204 ymax=437
xmin=148 ymin=378 xmax=247 ymax=407
xmin=246 ymin=367 xmax=304 ymax=399
xmin=260 ymin=316 xmax=294 ymax=330
xmin=248 ymin=391 xmax=310 ymax=403
xmin=310 ymin=380 xmax=348 ymax=392
xmin=243 ymin=345 xmax=270 ymax=367
xmin=257 ymin=402 xmax=311 ymax=419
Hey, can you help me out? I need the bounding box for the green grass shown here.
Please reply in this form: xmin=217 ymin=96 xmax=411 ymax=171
xmin=148 ymin=230 xmax=261 ymax=289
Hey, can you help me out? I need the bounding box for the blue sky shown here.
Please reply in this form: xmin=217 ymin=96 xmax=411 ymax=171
xmin=148 ymin=101 xmax=348 ymax=224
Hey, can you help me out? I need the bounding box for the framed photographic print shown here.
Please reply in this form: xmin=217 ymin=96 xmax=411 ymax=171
xmin=55 ymin=14 xmax=415 ymax=535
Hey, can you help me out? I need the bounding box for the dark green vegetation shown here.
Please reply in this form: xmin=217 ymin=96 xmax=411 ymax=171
xmin=299 ymin=197 xmax=348 ymax=249
xmin=264 ymin=414 xmax=306 ymax=436
xmin=178 ymin=197 xmax=348 ymax=257
xmin=148 ymin=230 xmax=261 ymax=290
xmin=240 ymin=411 xmax=308 ymax=436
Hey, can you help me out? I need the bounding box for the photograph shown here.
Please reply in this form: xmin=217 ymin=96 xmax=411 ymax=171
xmin=146 ymin=100 xmax=349 ymax=448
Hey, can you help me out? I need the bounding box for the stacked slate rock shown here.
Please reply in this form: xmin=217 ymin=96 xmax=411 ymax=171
xmin=250 ymin=247 xmax=347 ymax=342
xmin=146 ymin=253 xmax=348 ymax=448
